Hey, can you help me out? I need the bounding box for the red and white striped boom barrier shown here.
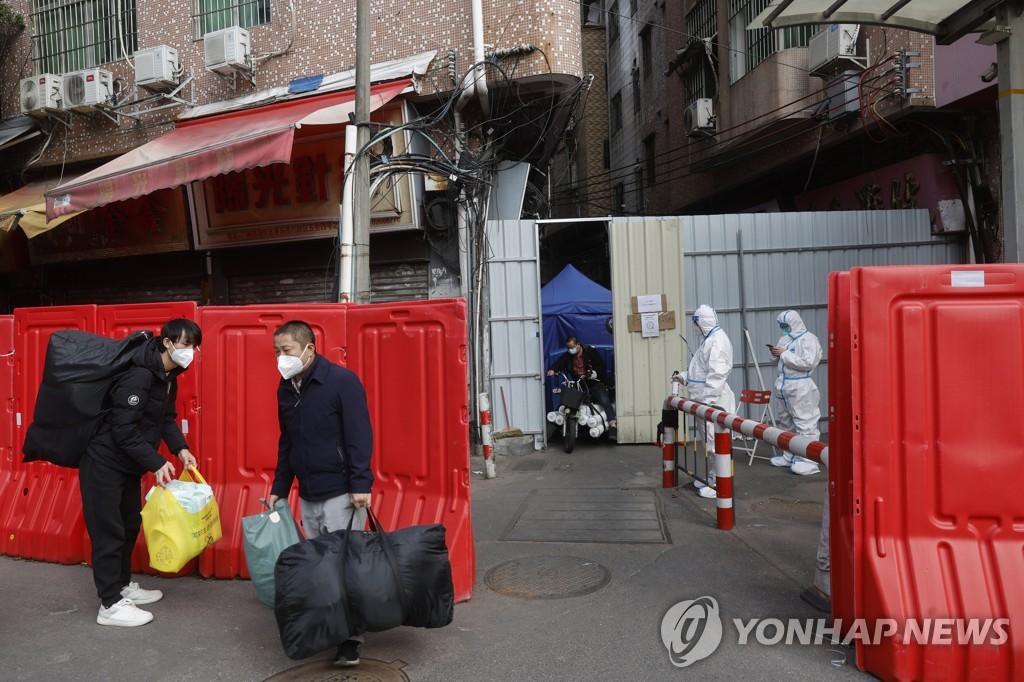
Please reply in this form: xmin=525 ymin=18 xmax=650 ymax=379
xmin=662 ymin=394 xmax=829 ymax=530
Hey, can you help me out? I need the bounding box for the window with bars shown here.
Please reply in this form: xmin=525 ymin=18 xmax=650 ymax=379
xmin=193 ymin=0 xmax=270 ymax=37
xmin=31 ymin=0 xmax=137 ymax=74
xmin=613 ymin=183 xmax=624 ymax=213
xmin=687 ymin=0 xmax=716 ymax=41
xmin=684 ymin=0 xmax=717 ymax=102
xmin=684 ymin=41 xmax=718 ymax=102
xmin=728 ymin=0 xmax=812 ymax=82
xmin=610 ymin=90 xmax=622 ymax=131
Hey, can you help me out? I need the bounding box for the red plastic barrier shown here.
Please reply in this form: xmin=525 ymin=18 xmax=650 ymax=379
xmin=2 ymin=300 xmax=475 ymax=604
xmin=347 ymin=300 xmax=473 ymax=602
xmin=2 ymin=306 xmax=96 ymax=564
xmin=197 ymin=300 xmax=474 ymax=602
xmin=195 ymin=305 xmax=348 ymax=580
xmin=826 ymin=272 xmax=855 ymax=626
xmin=851 ymin=265 xmax=1024 ymax=681
xmin=1 ymin=316 xmax=13 ymax=479
xmin=0 ymin=304 xmax=200 ymax=573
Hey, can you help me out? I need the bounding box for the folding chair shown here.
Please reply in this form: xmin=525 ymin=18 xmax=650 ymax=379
xmin=734 ymin=389 xmax=773 ymax=465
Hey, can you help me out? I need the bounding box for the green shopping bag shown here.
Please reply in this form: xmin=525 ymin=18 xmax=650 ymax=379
xmin=242 ymin=498 xmax=303 ymax=608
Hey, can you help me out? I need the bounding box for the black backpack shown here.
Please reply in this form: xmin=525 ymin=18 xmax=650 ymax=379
xmin=22 ymin=329 xmax=153 ymax=468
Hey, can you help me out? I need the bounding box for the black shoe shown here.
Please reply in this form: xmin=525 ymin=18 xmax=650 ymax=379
xmin=334 ymin=640 xmax=360 ymax=666
xmin=606 ymin=426 xmax=618 ymax=441
xmin=799 ymin=586 xmax=831 ymax=614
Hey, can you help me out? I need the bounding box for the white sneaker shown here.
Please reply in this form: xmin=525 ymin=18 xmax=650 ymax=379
xmin=791 ymin=460 xmax=821 ymax=476
xmin=770 ymin=455 xmax=791 ymax=467
xmin=697 ymin=486 xmax=717 ymax=499
xmin=121 ymin=581 xmax=163 ymax=605
xmin=97 ymin=598 xmax=153 ymax=627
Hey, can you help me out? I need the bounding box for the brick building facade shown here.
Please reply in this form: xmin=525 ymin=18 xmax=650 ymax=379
xmin=0 ymin=0 xmax=586 ymax=308
xmin=595 ymin=0 xmax=1002 ymax=262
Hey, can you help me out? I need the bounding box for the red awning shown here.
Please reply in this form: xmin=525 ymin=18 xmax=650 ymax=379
xmin=45 ymin=79 xmax=410 ymax=220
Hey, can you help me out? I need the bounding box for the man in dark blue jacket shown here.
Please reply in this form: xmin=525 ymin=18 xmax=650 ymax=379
xmin=267 ymin=319 xmax=374 ymax=667
xmin=80 ymin=318 xmax=201 ymax=628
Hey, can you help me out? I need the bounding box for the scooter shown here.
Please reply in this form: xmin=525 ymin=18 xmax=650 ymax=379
xmin=546 ymin=373 xmax=610 ymax=453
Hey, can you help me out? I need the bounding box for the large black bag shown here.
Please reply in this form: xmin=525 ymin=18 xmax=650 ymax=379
xmin=273 ymin=509 xmax=455 ymax=660
xmin=22 ymin=329 xmax=153 ymax=468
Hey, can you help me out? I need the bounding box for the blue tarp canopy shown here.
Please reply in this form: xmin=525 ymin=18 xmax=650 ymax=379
xmin=541 ymin=265 xmax=614 ymax=410
xmin=542 ymin=263 xmax=613 ymax=315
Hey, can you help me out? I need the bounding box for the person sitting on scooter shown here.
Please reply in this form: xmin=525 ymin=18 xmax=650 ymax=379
xmin=546 ymin=335 xmax=617 ymax=439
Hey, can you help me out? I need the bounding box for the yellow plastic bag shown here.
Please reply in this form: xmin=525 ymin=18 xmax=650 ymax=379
xmin=141 ymin=467 xmax=222 ymax=573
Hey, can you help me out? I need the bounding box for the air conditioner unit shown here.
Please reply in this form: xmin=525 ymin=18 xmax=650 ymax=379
xmin=684 ymin=98 xmax=715 ymax=136
xmin=135 ymin=45 xmax=180 ymax=90
xmin=62 ymin=68 xmax=113 ymax=111
xmin=20 ymin=74 xmax=63 ymax=114
xmin=808 ymin=24 xmax=860 ymax=77
xmin=204 ymin=26 xmax=250 ymax=74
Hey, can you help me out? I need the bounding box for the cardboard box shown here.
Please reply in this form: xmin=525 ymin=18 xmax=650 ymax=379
xmin=626 ymin=310 xmax=676 ymax=333
xmin=630 ymin=294 xmax=668 ymax=314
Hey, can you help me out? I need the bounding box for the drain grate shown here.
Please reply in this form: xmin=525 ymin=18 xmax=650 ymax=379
xmin=509 ymin=458 xmax=546 ymax=472
xmin=485 ymin=555 xmax=610 ymax=599
xmin=501 ymin=488 xmax=669 ymax=544
xmin=264 ymin=658 xmax=409 ymax=681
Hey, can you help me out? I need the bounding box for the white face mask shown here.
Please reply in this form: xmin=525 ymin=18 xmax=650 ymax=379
xmin=168 ymin=341 xmax=194 ymax=369
xmin=278 ymin=345 xmax=312 ymax=380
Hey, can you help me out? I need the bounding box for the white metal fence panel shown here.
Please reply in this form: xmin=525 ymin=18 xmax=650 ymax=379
xmin=487 ymin=219 xmax=546 ymax=447
xmin=609 ymin=217 xmax=687 ymax=444
xmin=683 ymin=209 xmax=966 ymax=432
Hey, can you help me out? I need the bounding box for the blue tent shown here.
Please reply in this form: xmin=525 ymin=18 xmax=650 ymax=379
xmin=541 ymin=265 xmax=614 ymax=410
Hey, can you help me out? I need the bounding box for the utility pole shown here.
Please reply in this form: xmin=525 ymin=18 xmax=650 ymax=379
xmin=353 ymin=0 xmax=372 ymax=303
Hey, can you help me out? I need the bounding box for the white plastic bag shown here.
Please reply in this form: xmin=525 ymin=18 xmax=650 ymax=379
xmin=145 ymin=479 xmax=214 ymax=514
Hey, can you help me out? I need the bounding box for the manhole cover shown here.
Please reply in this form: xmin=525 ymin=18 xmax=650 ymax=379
xmin=510 ymin=459 xmax=546 ymax=472
xmin=484 ymin=555 xmax=610 ymax=599
xmin=264 ymin=658 xmax=408 ymax=681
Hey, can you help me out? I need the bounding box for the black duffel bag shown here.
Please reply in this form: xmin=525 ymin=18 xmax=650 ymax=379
xmin=273 ymin=508 xmax=455 ymax=660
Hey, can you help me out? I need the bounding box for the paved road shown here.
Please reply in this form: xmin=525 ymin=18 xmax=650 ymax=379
xmin=0 ymin=439 xmax=870 ymax=681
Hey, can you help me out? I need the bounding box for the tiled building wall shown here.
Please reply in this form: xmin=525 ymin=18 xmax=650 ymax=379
xmin=576 ymin=24 xmax=609 ymax=216
xmin=0 ymin=0 xmax=582 ymax=169
xmin=719 ymin=48 xmax=812 ymax=137
xmin=862 ymin=26 xmax=936 ymax=108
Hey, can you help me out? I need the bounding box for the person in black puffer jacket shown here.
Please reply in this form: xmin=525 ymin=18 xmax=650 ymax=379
xmin=79 ymin=318 xmax=202 ymax=628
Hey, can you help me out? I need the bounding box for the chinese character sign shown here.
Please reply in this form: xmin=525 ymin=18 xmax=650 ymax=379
xmin=194 ymin=104 xmax=416 ymax=248
xmin=29 ymin=188 xmax=189 ymax=264
xmin=794 ymin=153 xmax=965 ymax=234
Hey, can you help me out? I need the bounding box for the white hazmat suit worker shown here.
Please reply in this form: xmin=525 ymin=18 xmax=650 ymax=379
xmin=769 ymin=309 xmax=822 ymax=475
xmin=682 ymin=305 xmax=735 ymax=499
